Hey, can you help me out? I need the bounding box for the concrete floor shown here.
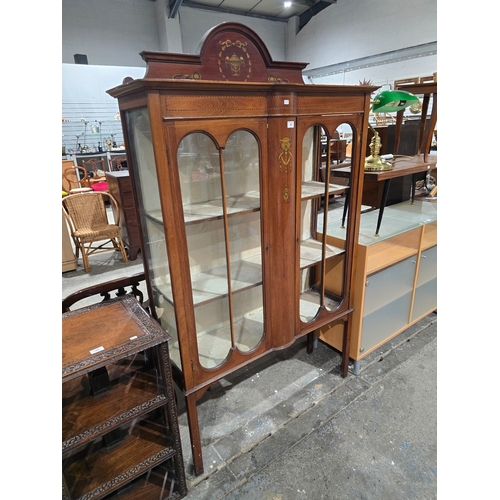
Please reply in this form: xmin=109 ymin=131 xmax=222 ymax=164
xmin=62 ymin=246 xmax=437 ymax=500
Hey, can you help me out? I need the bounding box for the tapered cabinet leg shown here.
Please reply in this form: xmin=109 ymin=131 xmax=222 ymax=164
xmin=306 ymin=331 xmax=315 ymax=353
xmin=185 ymin=392 xmax=204 ymax=476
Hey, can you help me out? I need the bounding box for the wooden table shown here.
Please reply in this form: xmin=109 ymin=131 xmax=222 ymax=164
xmin=334 ymin=154 xmax=437 ymax=235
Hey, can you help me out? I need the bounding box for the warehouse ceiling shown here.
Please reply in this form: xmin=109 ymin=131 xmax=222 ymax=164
xmin=167 ymin=0 xmax=338 ymax=29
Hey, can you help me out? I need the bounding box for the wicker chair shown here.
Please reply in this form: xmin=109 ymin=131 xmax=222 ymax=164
xmin=62 ymin=192 xmax=128 ymax=272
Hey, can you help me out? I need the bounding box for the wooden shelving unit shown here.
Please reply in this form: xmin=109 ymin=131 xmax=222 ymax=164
xmin=62 ymin=296 xmax=187 ymax=500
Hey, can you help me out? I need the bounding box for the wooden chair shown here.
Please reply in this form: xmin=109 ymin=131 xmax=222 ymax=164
xmin=82 ymin=158 xmax=107 ymax=181
xmin=82 ymin=158 xmax=109 ymax=192
xmin=62 ymin=272 xmax=147 ymax=312
xmin=109 ymin=156 xmax=127 ymax=171
xmin=62 ymin=192 xmax=128 ymax=272
xmin=62 ymin=166 xmax=93 ymax=194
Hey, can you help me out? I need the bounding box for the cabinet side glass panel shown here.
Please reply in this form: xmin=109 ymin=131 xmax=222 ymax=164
xmin=124 ymin=109 xmax=180 ymax=367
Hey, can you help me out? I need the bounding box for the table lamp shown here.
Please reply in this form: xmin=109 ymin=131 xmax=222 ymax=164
xmin=365 ymin=89 xmax=420 ymax=171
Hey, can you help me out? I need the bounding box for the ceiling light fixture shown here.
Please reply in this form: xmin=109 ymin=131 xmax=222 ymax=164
xmin=284 ymin=1 xmax=292 ymax=8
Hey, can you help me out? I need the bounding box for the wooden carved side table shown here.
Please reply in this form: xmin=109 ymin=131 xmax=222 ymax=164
xmin=62 ymin=296 xmax=187 ymax=499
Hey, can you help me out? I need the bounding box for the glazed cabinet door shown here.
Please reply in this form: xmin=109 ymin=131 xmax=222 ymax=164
xmin=174 ymin=127 xmax=265 ymax=370
xmin=297 ymin=119 xmax=358 ymax=333
xmin=126 ymin=111 xmax=269 ymax=383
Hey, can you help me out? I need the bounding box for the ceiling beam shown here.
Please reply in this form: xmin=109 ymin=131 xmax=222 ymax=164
xmin=169 ymin=1 xmax=337 ymax=25
xmin=168 ymin=0 xmax=184 ymax=19
xmin=299 ymin=1 xmax=336 ymax=31
xmin=180 ymin=0 xmax=288 ymax=23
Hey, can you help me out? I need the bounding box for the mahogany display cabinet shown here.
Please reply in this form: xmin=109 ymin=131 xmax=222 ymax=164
xmin=107 ymin=22 xmax=375 ymax=475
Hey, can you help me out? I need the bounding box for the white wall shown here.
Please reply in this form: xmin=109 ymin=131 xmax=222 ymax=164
xmin=60 ymin=1 xmax=288 ymax=153
xmin=62 ymin=0 xmax=436 ymax=84
xmin=61 ymin=0 xmax=286 ymax=66
xmin=310 ymin=54 xmax=437 ymax=88
xmin=60 ymin=0 xmax=437 ymax=150
xmin=62 ymin=0 xmax=161 ymax=67
xmin=291 ymin=0 xmax=436 ymax=69
xmin=177 ymin=6 xmax=286 ymax=60
xmin=290 ymin=0 xmax=437 ymax=87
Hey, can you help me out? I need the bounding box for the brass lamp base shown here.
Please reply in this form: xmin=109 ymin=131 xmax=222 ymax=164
xmin=365 ymin=155 xmax=392 ymax=171
xmin=365 ymin=123 xmax=393 ymax=171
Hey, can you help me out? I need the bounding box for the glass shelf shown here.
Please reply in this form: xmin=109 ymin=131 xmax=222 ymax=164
xmin=152 ymin=252 xmax=262 ymax=307
xmin=183 ymin=191 xmax=260 ymax=224
xmin=299 ymin=291 xmax=340 ymax=323
xmin=299 ymin=238 xmax=344 ymax=269
xmin=324 ymin=199 xmax=437 ymax=246
xmin=301 ymin=181 xmax=348 ymax=200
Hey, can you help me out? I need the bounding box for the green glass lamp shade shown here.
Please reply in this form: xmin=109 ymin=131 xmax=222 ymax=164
xmin=371 ymin=90 xmax=419 ymax=113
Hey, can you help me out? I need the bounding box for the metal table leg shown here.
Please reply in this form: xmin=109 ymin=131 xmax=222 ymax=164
xmin=352 ymin=360 xmax=361 ymax=376
xmin=341 ymin=180 xmax=350 ymax=228
xmin=375 ymin=178 xmax=391 ymax=236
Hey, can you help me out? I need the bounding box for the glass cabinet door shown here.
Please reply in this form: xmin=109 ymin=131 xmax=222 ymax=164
xmin=178 ymin=130 xmax=264 ymax=369
xmin=299 ymin=123 xmax=354 ymax=324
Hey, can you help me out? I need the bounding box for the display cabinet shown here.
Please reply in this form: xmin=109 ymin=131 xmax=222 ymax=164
xmin=316 ymin=200 xmax=437 ymax=374
xmin=107 ymin=22 xmax=374 ymax=475
xmin=62 ymin=296 xmax=187 ymax=499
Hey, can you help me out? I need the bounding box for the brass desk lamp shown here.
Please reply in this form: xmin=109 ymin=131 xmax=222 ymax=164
xmin=365 ymin=90 xmax=420 ymax=171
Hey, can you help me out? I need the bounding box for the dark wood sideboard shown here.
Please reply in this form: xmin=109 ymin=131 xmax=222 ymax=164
xmin=106 ymin=170 xmax=142 ymax=260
